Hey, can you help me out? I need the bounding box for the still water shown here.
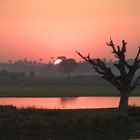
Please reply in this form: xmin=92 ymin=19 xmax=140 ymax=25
xmin=0 ymin=97 xmax=140 ymax=109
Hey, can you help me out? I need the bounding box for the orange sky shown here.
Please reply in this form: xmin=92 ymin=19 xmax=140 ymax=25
xmin=1 ymin=0 xmax=140 ymax=62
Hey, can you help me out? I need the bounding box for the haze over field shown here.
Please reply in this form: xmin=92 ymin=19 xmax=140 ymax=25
xmin=1 ymin=0 xmax=140 ymax=62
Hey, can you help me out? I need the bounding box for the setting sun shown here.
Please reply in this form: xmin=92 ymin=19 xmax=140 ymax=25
xmin=54 ymin=59 xmax=62 ymax=65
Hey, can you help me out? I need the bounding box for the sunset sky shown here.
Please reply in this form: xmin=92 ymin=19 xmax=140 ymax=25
xmin=1 ymin=0 xmax=140 ymax=62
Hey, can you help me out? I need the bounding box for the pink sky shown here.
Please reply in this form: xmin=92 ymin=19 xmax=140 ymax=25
xmin=1 ymin=0 xmax=140 ymax=62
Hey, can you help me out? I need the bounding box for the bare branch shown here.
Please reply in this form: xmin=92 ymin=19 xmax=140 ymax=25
xmin=76 ymin=39 xmax=140 ymax=92
xmin=75 ymin=51 xmax=89 ymax=62
xmin=131 ymin=76 xmax=140 ymax=91
xmin=106 ymin=38 xmax=117 ymax=54
xmin=92 ymin=65 xmax=105 ymax=75
xmin=121 ymin=40 xmax=127 ymax=53
xmin=76 ymin=50 xmax=121 ymax=90
xmin=135 ymin=47 xmax=140 ymax=61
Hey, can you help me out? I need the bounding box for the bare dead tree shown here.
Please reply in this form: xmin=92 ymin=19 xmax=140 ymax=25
xmin=76 ymin=38 xmax=140 ymax=111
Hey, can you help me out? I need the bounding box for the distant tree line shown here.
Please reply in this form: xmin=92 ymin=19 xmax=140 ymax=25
xmin=0 ymin=57 xmax=139 ymax=80
xmin=0 ymin=69 xmax=36 ymax=80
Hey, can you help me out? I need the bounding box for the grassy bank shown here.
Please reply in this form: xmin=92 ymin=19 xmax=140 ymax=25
xmin=0 ymin=106 xmax=140 ymax=140
xmin=0 ymin=76 xmax=140 ymax=97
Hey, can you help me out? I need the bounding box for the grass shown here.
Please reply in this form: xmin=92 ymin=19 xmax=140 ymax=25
xmin=0 ymin=105 xmax=140 ymax=140
xmin=0 ymin=76 xmax=140 ymax=97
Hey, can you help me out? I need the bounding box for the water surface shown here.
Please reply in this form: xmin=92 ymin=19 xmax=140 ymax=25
xmin=0 ymin=97 xmax=140 ymax=109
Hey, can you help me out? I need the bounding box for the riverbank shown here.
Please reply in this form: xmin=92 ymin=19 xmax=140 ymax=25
xmin=0 ymin=106 xmax=140 ymax=140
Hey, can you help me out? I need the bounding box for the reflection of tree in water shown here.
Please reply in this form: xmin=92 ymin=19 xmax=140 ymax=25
xmin=60 ymin=97 xmax=78 ymax=108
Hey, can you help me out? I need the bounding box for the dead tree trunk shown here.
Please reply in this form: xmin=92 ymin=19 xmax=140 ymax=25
xmin=119 ymin=91 xmax=129 ymax=111
xmin=76 ymin=38 xmax=140 ymax=112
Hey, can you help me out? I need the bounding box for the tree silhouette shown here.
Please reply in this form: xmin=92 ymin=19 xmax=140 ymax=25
xmin=76 ymin=38 xmax=140 ymax=111
xmin=59 ymin=58 xmax=78 ymax=79
xmin=29 ymin=70 xmax=36 ymax=79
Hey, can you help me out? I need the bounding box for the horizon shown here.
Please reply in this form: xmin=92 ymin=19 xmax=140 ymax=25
xmin=1 ymin=0 xmax=140 ymax=62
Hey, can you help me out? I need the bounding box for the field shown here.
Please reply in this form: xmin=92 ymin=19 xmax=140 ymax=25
xmin=0 ymin=76 xmax=140 ymax=97
xmin=0 ymin=105 xmax=140 ymax=140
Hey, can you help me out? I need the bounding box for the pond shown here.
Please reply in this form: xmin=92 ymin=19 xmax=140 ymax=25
xmin=0 ymin=97 xmax=140 ymax=109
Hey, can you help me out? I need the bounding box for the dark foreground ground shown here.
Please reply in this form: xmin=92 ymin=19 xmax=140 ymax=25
xmin=0 ymin=106 xmax=140 ymax=140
